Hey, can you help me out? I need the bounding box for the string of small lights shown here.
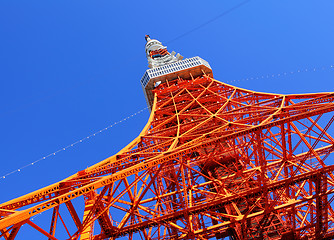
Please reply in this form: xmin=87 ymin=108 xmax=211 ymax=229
xmin=225 ymin=64 xmax=334 ymax=83
xmin=0 ymin=106 xmax=149 ymax=181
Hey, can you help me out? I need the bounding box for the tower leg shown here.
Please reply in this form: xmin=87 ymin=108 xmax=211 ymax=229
xmin=48 ymin=206 xmax=59 ymax=239
xmin=80 ymin=195 xmax=95 ymax=240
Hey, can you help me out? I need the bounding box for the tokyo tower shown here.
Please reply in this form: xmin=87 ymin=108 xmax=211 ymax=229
xmin=1 ymin=35 xmax=334 ymax=240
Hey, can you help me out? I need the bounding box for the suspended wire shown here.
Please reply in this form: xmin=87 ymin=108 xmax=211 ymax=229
xmin=31 ymin=212 xmax=43 ymax=221
xmin=225 ymin=64 xmax=334 ymax=84
xmin=167 ymin=0 xmax=253 ymax=44
xmin=0 ymin=106 xmax=149 ymax=181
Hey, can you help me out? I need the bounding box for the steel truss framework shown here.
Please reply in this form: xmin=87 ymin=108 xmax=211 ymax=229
xmin=1 ymin=75 xmax=334 ymax=240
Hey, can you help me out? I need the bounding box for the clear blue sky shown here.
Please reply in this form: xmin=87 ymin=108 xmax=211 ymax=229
xmin=1 ymin=1 xmax=334 ymax=239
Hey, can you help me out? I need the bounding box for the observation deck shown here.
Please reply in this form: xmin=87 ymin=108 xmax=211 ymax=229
xmin=140 ymin=56 xmax=212 ymax=108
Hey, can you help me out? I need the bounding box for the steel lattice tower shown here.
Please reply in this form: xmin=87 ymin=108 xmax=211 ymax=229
xmin=1 ymin=36 xmax=334 ymax=240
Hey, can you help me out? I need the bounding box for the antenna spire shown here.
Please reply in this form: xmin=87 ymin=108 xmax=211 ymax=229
xmin=145 ymin=35 xmax=151 ymax=42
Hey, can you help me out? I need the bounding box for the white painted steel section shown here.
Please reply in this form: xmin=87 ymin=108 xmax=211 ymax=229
xmin=141 ymin=56 xmax=211 ymax=88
